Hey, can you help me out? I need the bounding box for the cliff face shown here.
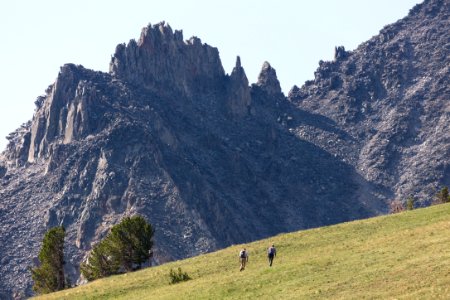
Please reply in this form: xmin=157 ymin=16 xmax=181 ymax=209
xmin=0 ymin=0 xmax=448 ymax=297
xmin=110 ymin=22 xmax=225 ymax=98
xmin=288 ymin=0 xmax=449 ymax=203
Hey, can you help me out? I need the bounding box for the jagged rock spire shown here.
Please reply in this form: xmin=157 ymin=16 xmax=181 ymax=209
xmin=334 ymin=46 xmax=348 ymax=60
xmin=109 ymin=22 xmax=225 ymax=97
xmin=256 ymin=61 xmax=282 ymax=96
xmin=230 ymin=56 xmax=245 ymax=78
xmin=228 ymin=56 xmax=251 ymax=117
xmin=235 ymin=56 xmax=242 ymax=69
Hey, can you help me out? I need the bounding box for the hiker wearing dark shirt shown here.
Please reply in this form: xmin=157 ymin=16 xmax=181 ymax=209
xmin=267 ymin=244 xmax=276 ymax=267
xmin=239 ymin=248 xmax=248 ymax=271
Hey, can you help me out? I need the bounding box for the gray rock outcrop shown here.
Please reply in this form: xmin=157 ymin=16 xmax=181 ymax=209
xmin=288 ymin=0 xmax=449 ymax=204
xmin=227 ymin=56 xmax=252 ymax=117
xmin=110 ymin=22 xmax=225 ymax=98
xmin=256 ymin=61 xmax=282 ymax=97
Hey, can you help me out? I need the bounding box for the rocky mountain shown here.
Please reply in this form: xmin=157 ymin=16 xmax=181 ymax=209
xmin=288 ymin=0 xmax=449 ymax=203
xmin=0 ymin=0 xmax=448 ymax=297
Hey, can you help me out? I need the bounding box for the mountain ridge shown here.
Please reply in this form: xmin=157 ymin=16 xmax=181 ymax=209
xmin=288 ymin=0 xmax=449 ymax=203
xmin=0 ymin=0 xmax=448 ymax=297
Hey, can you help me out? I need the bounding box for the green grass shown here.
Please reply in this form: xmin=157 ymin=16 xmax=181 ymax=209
xmin=36 ymin=204 xmax=450 ymax=299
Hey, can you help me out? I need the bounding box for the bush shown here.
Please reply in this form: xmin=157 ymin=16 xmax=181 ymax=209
xmin=169 ymin=267 xmax=191 ymax=284
xmin=389 ymin=200 xmax=405 ymax=214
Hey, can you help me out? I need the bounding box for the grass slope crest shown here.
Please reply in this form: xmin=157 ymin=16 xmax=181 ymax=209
xmin=36 ymin=204 xmax=450 ymax=299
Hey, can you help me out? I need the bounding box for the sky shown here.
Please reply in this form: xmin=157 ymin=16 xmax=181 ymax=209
xmin=0 ymin=0 xmax=421 ymax=151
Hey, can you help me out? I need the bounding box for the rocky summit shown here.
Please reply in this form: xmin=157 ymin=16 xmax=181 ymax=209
xmin=0 ymin=0 xmax=448 ymax=297
xmin=288 ymin=0 xmax=449 ymax=203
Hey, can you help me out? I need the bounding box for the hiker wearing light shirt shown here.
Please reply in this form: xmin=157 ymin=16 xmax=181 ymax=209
xmin=239 ymin=248 xmax=248 ymax=271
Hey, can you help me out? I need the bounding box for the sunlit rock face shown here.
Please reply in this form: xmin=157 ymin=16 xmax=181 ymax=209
xmin=288 ymin=0 xmax=449 ymax=203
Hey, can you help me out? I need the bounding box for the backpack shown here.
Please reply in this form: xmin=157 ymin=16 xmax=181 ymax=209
xmin=240 ymin=250 xmax=246 ymax=258
xmin=268 ymin=247 xmax=275 ymax=255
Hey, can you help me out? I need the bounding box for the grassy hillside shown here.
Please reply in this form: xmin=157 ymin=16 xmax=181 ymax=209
xmin=36 ymin=204 xmax=450 ymax=299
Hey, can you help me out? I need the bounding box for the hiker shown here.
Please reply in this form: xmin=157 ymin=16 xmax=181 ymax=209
xmin=267 ymin=244 xmax=276 ymax=267
xmin=239 ymin=248 xmax=248 ymax=271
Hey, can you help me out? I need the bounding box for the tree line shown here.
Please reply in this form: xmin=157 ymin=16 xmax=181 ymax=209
xmin=31 ymin=215 xmax=154 ymax=295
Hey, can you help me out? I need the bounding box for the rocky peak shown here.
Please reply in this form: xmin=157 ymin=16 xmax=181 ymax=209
xmin=408 ymin=0 xmax=447 ymax=18
xmin=287 ymin=0 xmax=449 ymax=202
xmin=256 ymin=61 xmax=282 ymax=96
xmin=2 ymin=64 xmax=114 ymax=166
xmin=227 ymin=56 xmax=251 ymax=117
xmin=230 ymin=56 xmax=245 ymax=78
xmin=288 ymin=85 xmax=301 ymax=100
xmin=334 ymin=46 xmax=349 ymax=61
xmin=109 ymin=21 xmax=225 ymax=97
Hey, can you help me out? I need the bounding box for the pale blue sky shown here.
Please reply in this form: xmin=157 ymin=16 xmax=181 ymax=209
xmin=0 ymin=0 xmax=421 ymax=151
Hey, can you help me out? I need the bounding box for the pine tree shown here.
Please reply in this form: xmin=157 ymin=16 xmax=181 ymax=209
xmin=406 ymin=196 xmax=415 ymax=210
xmin=106 ymin=215 xmax=154 ymax=271
xmin=434 ymin=186 xmax=450 ymax=204
xmin=80 ymin=240 xmax=120 ymax=281
xmin=30 ymin=226 xmax=66 ymax=294
xmin=81 ymin=215 xmax=154 ymax=281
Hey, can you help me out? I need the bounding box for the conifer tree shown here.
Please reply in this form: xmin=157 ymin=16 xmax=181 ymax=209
xmin=107 ymin=215 xmax=154 ymax=271
xmin=406 ymin=196 xmax=415 ymax=210
xmin=435 ymin=186 xmax=450 ymax=204
xmin=81 ymin=215 xmax=154 ymax=281
xmin=80 ymin=240 xmax=120 ymax=281
xmin=30 ymin=226 xmax=66 ymax=294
